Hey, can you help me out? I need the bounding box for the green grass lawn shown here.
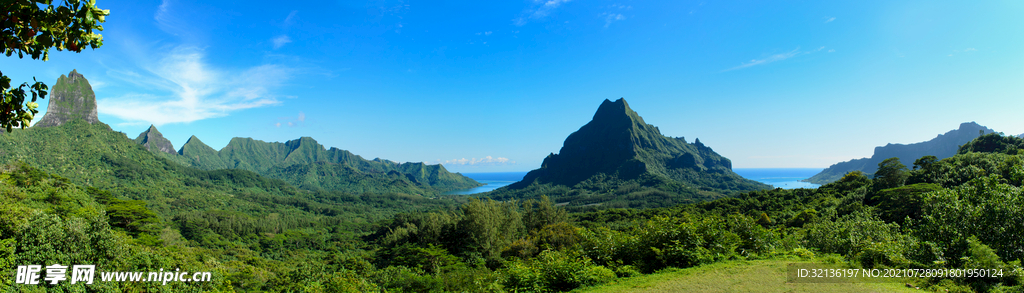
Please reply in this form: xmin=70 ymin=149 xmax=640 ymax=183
xmin=576 ymin=258 xmax=923 ymax=293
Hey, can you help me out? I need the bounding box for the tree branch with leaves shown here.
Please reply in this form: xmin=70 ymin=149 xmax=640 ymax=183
xmin=1 ymin=0 xmax=108 ymax=131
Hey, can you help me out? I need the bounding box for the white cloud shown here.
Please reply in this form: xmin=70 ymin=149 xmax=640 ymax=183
xmin=514 ymin=0 xmax=572 ymax=26
xmin=948 ymin=48 xmax=978 ymax=57
xmin=438 ymin=156 xmax=515 ymax=166
xmin=828 ymin=49 xmax=835 ymax=53
xmin=272 ymin=35 xmax=292 ymax=49
xmin=723 ymin=48 xmax=802 ymax=71
xmin=89 ymin=80 xmax=107 ymax=90
xmin=824 ymin=17 xmax=836 ymax=23
xmin=723 ymin=47 xmax=832 ymax=71
xmin=284 ymin=10 xmax=298 ymax=26
xmin=98 ymin=46 xmax=290 ymax=126
xmin=603 ymin=13 xmax=626 ymax=28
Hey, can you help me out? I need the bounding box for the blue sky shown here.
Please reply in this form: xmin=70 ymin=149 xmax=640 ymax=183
xmin=2 ymin=0 xmax=1023 ymax=172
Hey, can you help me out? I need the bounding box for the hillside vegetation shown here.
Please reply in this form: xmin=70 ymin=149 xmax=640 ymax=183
xmin=4 ymin=125 xmax=1023 ymax=292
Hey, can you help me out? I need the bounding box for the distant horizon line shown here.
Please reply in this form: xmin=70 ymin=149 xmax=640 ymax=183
xmin=455 ymin=167 xmax=827 ymax=174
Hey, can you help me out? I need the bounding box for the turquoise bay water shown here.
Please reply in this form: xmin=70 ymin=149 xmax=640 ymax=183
xmin=446 ymin=168 xmax=821 ymax=195
xmin=445 ymin=172 xmax=529 ymax=195
xmin=732 ymin=168 xmax=822 ymax=189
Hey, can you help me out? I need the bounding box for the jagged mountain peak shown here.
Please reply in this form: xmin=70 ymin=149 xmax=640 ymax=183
xmin=179 ymin=135 xmax=216 ymax=155
xmin=184 ymin=135 xmax=205 ymax=145
xmin=164 ymin=134 xmax=480 ymax=192
xmin=134 ymin=124 xmax=177 ymax=155
xmin=593 ymin=98 xmax=638 ymax=121
xmin=512 ymin=99 xmax=762 ymax=191
xmin=587 ymin=98 xmax=651 ymax=132
xmin=33 ymin=69 xmax=100 ymax=128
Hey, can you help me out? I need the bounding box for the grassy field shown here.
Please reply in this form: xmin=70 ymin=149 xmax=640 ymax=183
xmin=576 ymin=258 xmax=924 ymax=293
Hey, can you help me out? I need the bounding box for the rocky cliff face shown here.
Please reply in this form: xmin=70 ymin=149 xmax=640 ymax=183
xmin=134 ymin=125 xmax=177 ymax=155
xmin=33 ymin=69 xmax=99 ymax=128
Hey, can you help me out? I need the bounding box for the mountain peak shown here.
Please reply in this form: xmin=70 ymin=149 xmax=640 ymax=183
xmin=959 ymin=121 xmax=981 ymax=129
xmin=512 ymin=99 xmax=762 ymax=191
xmin=179 ymin=135 xmax=212 ymax=154
xmin=591 ymin=98 xmax=645 ymax=126
xmin=134 ymin=125 xmax=177 ymax=155
xmin=34 ymin=69 xmax=100 ymax=128
xmin=593 ymin=98 xmax=630 ymax=116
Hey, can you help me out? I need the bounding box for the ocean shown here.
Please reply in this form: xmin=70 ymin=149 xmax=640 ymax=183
xmin=447 ymin=168 xmax=820 ymax=195
xmin=732 ymin=168 xmax=822 ymax=189
xmin=445 ymin=172 xmax=530 ymax=195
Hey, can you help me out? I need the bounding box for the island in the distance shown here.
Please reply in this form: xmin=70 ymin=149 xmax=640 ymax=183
xmin=805 ymin=122 xmax=996 ymax=184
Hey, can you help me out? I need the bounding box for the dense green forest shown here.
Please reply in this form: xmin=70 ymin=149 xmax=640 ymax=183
xmin=3 ymin=115 xmax=1024 ymax=292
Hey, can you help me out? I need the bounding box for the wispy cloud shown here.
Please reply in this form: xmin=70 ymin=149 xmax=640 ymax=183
xmin=154 ymin=0 xmax=187 ymax=36
xmin=274 ymin=111 xmax=306 ymax=128
xmin=824 ymin=17 xmax=836 ymax=23
xmin=723 ymin=48 xmax=801 ymax=71
xmin=98 ymin=46 xmax=291 ymax=126
xmin=723 ymin=47 xmax=828 ymax=72
xmin=514 ymin=0 xmax=572 ymax=26
xmin=437 ymin=156 xmax=516 ymax=166
xmin=603 ymin=13 xmax=625 ymax=28
xmin=948 ymin=47 xmax=978 ymax=57
xmin=283 ymin=10 xmax=298 ymax=26
xmin=272 ymin=35 xmax=292 ymax=49
xmin=602 ymin=4 xmax=631 ymax=27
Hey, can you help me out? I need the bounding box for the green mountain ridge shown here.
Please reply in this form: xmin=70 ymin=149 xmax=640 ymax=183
xmin=20 ymin=69 xmax=478 ymax=195
xmin=805 ymin=122 xmax=996 ymax=184
xmin=159 ymin=131 xmax=481 ymax=193
xmin=493 ymin=98 xmax=769 ymax=210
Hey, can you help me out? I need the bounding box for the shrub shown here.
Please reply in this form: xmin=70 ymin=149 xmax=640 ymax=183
xmin=500 ymin=250 xmax=615 ymax=292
